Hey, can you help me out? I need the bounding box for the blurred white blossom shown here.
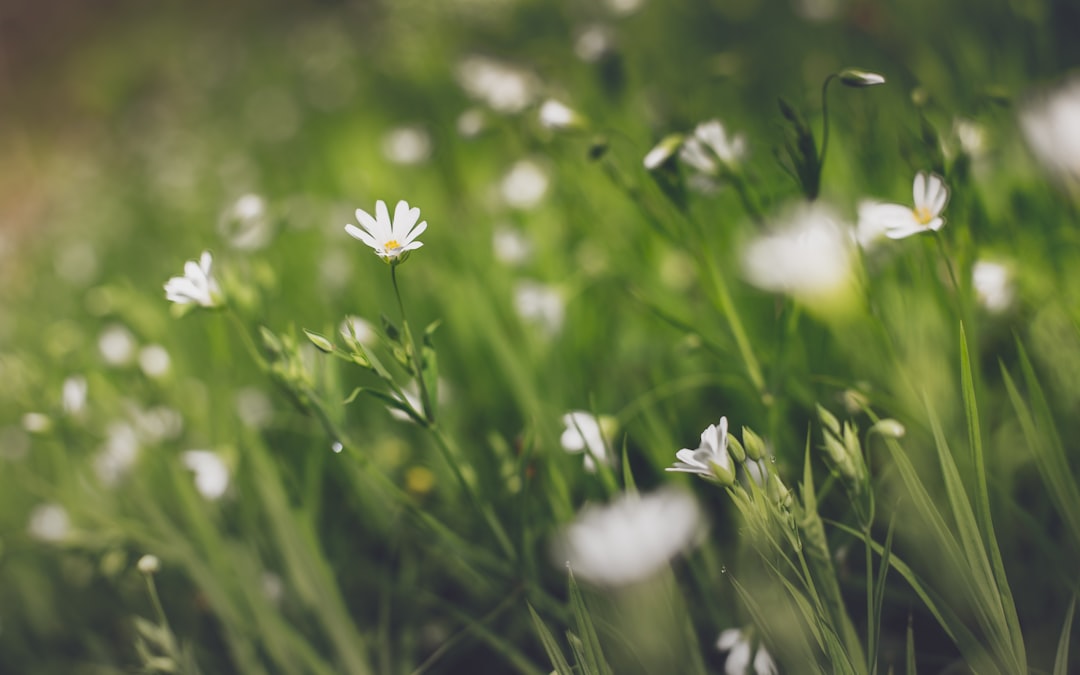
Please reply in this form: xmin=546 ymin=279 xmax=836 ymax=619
xmin=604 ymin=0 xmax=645 ymax=16
xmin=551 ymin=489 xmax=702 ymax=586
xmin=538 ymin=99 xmax=583 ymax=130
xmin=94 ymin=421 xmax=140 ymax=486
xmin=501 ymin=159 xmax=550 ymax=209
xmin=138 ymin=345 xmax=172 ymax=378
xmin=236 ymin=387 xmax=274 ymax=430
xmin=456 ymin=108 xmax=487 ymax=138
xmin=492 ymin=226 xmax=533 ymax=266
xmin=679 ymin=120 xmax=746 ymax=175
xmin=62 ymin=375 xmax=88 ymax=416
xmin=514 ymin=281 xmax=565 ymax=337
xmin=382 ymin=125 xmax=433 ymax=165
xmin=21 ymin=412 xmax=51 ymax=434
xmin=182 ymin=450 xmax=230 ymax=500
xmin=1020 ymin=75 xmax=1080 ymax=181
xmin=219 ymin=194 xmax=273 ymax=251
xmin=857 ymin=172 xmax=949 ymax=241
xmin=456 ymin=56 xmax=539 ymax=114
xmin=345 ymin=200 xmax=427 ymax=263
xmin=972 ymin=260 xmax=1014 ymax=313
xmin=742 ymin=202 xmax=857 ymax=312
xmin=28 ymin=503 xmax=70 ymax=543
xmin=560 ymin=411 xmax=615 ymax=472
xmin=164 ymin=251 xmax=223 ymax=308
xmin=717 ymin=629 xmax=778 ymax=675
xmin=99 ymin=324 xmax=138 ymax=366
xmin=574 ymin=25 xmax=614 ymax=62
xmin=137 ymin=554 xmax=160 ymax=574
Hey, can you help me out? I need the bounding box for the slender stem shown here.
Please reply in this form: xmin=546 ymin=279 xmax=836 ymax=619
xmin=932 ymin=230 xmax=961 ymax=295
xmin=818 ymin=74 xmax=837 ymax=179
xmin=701 ymin=253 xmax=768 ymax=398
xmin=391 ymin=264 xmax=434 ymax=424
xmin=865 ymin=527 xmax=875 ymax=675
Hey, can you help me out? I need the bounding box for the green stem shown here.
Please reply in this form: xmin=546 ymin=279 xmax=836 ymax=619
xmin=818 ymin=74 xmax=837 ymax=180
xmin=932 ymin=230 xmax=961 ymax=296
xmin=701 ymin=253 xmax=768 ymax=399
xmin=391 ymin=264 xmax=434 ymax=424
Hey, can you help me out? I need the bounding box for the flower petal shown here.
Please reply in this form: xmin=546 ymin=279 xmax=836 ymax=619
xmin=345 ymin=224 xmax=380 ymax=249
xmin=912 ymin=172 xmax=927 ymax=209
xmin=392 ymin=200 xmax=420 ymax=238
xmin=884 ymin=222 xmax=929 ymax=239
xmin=401 ymin=220 xmax=427 ymax=246
xmin=375 ymin=200 xmax=392 ymax=231
xmin=355 ymin=207 xmax=386 ymax=240
xmin=925 ymin=174 xmax=949 ymax=216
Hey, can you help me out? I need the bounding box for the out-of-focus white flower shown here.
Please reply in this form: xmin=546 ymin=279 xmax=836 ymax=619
xmin=972 ymin=260 xmax=1014 ymax=313
xmin=456 ymin=108 xmax=487 ymax=138
xmin=94 ymin=421 xmax=140 ymax=486
xmin=236 ymin=387 xmax=274 ymax=430
xmin=538 ymin=99 xmax=584 ymax=130
xmin=793 ymin=0 xmax=840 ymax=21
xmin=137 ymin=554 xmax=160 ymax=574
xmin=262 ymin=571 xmax=285 ymax=604
xmin=574 ymin=25 xmax=614 ymax=62
xmin=382 ymin=125 xmax=432 ymax=165
xmin=952 ymin=118 xmax=987 ymax=159
xmin=219 ymin=194 xmax=273 ymax=251
xmin=717 ymin=629 xmax=778 ymax=675
xmin=99 ymin=324 xmax=137 ymax=366
xmin=604 ymin=0 xmax=645 ymax=16
xmin=28 ymin=503 xmax=70 ymax=542
xmin=742 ymin=202 xmax=858 ymax=313
xmin=164 ymin=251 xmax=224 ymax=308
xmin=138 ymin=345 xmax=172 ymax=378
xmin=514 ymin=281 xmax=565 ymax=337
xmin=493 ymin=226 xmax=533 ymax=266
xmin=182 ymin=450 xmax=230 ymax=500
xmin=667 ymin=417 xmax=736 ymax=484
xmin=456 ymin=56 xmax=539 ymax=114
xmin=560 ymin=411 xmax=616 ymax=472
xmin=643 ymin=134 xmax=685 ymax=171
xmin=62 ymin=376 xmax=88 ymax=416
xmin=55 ymin=242 xmax=99 ymax=286
xmin=500 ymin=159 xmax=549 ymax=209
xmin=858 ymin=172 xmax=949 ymax=242
xmin=1020 ymin=75 xmax=1080 ymax=181
xmin=345 ymin=200 xmax=427 ymax=263
xmin=340 ymin=316 xmax=377 ymax=346
xmin=22 ymin=412 xmax=51 ymax=434
xmin=679 ymin=120 xmax=746 ymax=175
xmin=130 ymin=405 xmax=183 ymax=444
xmin=551 ymin=488 xmax=702 ymax=587
xmin=871 ymin=419 xmax=906 ymax=439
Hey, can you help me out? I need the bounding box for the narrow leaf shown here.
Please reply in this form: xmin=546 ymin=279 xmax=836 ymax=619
xmin=528 ymin=603 xmax=574 ymax=675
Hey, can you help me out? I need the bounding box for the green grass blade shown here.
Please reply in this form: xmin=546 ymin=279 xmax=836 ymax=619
xmin=1054 ymin=597 xmax=1076 ymax=675
xmin=527 ymin=603 xmax=575 ymax=675
xmin=906 ymin=614 xmax=917 ymax=675
xmin=568 ymin=569 xmax=612 ymax=675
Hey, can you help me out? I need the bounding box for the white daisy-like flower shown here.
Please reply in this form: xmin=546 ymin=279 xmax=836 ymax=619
xmin=972 ymin=259 xmax=1014 ymax=313
xmin=1019 ymin=75 xmax=1080 ymax=181
xmin=62 ymin=375 xmax=88 ymax=416
xmin=717 ymin=629 xmax=778 ymax=675
xmin=345 ymin=200 xmax=427 ymax=263
xmin=560 ymin=411 xmax=614 ymax=472
xmin=551 ymin=488 xmax=702 ymax=587
xmin=182 ymin=450 xmax=230 ymax=500
xmin=667 ymin=417 xmax=735 ymax=485
xmin=164 ymin=251 xmax=223 ymax=307
xmin=859 ymin=172 xmax=950 ymax=241
xmin=679 ymin=120 xmax=747 ymax=175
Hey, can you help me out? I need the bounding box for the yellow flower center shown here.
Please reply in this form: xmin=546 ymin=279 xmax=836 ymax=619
xmin=384 ymin=239 xmax=401 ymax=250
xmin=914 ymin=206 xmax=933 ymax=225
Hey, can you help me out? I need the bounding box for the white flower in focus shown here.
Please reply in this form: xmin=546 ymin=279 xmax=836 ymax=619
xmin=679 ymin=120 xmax=746 ymax=175
xmin=551 ymin=488 xmax=701 ymax=586
xmin=667 ymin=417 xmax=735 ymax=485
xmin=538 ymin=99 xmax=583 ymax=130
xmin=345 ymin=200 xmax=427 ymax=263
xmin=514 ymin=281 xmax=565 ymax=337
xmin=972 ymin=260 xmax=1014 ymax=313
xmin=742 ymin=202 xmax=857 ymax=312
xmin=560 ymin=411 xmax=615 ymax=472
xmin=182 ymin=450 xmax=230 ymax=500
xmin=382 ymin=125 xmax=432 ymax=165
xmin=501 ymin=159 xmax=549 ymax=209
xmin=1020 ymin=75 xmax=1080 ymax=181
xmin=717 ymin=629 xmax=778 ymax=675
xmin=164 ymin=251 xmax=223 ymax=308
xmin=858 ymin=172 xmax=949 ymax=241
xmin=62 ymin=375 xmax=88 ymax=416
xmin=28 ymin=503 xmax=70 ymax=543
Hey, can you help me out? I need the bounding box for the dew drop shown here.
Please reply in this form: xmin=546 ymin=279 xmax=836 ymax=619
xmin=720 ymin=565 xmax=727 ymax=574
xmin=331 ymin=441 xmax=344 ymax=454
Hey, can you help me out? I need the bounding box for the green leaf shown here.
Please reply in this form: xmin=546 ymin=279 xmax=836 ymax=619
xmin=906 ymin=614 xmax=916 ymax=675
xmin=621 ymin=439 xmax=637 ymax=495
xmin=528 ymin=603 xmax=574 ymax=675
xmin=1054 ymin=597 xmax=1076 ymax=675
xmin=568 ymin=568 xmax=611 ymax=675
xmin=421 ymin=331 xmax=439 ymax=421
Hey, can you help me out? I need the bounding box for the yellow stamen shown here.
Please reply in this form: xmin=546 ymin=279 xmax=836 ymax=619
xmin=914 ymin=206 xmax=933 ymax=225
xmin=384 ymin=239 xmax=401 ymax=250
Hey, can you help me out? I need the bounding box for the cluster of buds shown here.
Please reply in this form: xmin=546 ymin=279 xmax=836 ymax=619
xmin=817 ymin=405 xmax=868 ymax=490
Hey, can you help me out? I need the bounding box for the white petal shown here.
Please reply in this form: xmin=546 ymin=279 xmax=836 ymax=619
xmin=717 ymin=628 xmax=744 ymax=651
xmin=401 ymin=220 xmax=427 ymax=245
xmin=926 ymin=174 xmax=949 ymax=216
xmin=912 ymin=172 xmax=927 ymax=209
xmin=884 ymin=222 xmax=929 ymax=239
xmin=345 ymin=224 xmax=380 ymax=249
xmin=393 ymin=200 xmax=420 ymax=237
xmin=375 ymin=200 xmax=392 ymax=231
xmin=355 ymin=207 xmax=387 ymax=240
xmin=675 ymin=448 xmax=702 ymax=466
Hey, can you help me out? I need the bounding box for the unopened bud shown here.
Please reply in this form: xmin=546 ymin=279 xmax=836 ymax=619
xmin=137 ymin=554 xmax=160 ymax=575
xmin=838 ymin=68 xmax=886 ymax=88
xmin=872 ymin=419 xmax=906 ymax=439
xmin=742 ymin=427 xmax=767 ymax=462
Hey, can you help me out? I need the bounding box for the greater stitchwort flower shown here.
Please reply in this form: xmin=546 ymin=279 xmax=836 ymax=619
xmin=164 ymin=251 xmax=223 ymax=308
xmin=679 ymin=119 xmax=747 ymax=175
xmin=716 ymin=629 xmax=778 ymax=675
xmin=858 ymin=172 xmax=949 ymax=241
xmin=345 ymin=200 xmax=427 ymax=263
xmin=560 ymin=411 xmax=614 ymax=472
xmin=667 ymin=417 xmax=736 ymax=485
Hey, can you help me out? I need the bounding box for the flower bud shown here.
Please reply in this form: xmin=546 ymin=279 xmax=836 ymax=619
xmin=871 ymin=419 xmax=906 ymax=439
xmin=643 ymin=133 xmax=685 ymax=170
xmin=838 ymin=68 xmax=886 ymax=88
xmin=137 ymin=554 xmax=160 ymax=575
xmin=727 ymin=434 xmax=746 ymax=463
xmin=742 ymin=426 xmax=767 ymax=462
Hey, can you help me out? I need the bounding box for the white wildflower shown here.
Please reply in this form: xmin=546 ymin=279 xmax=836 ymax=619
xmin=972 ymin=259 xmax=1014 ymax=313
xmin=858 ymin=172 xmax=949 ymax=241
xmin=456 ymin=56 xmax=539 ymax=114
xmin=493 ymin=226 xmax=533 ymax=266
xmin=382 ymin=125 xmax=432 ymax=165
xmin=500 ymin=159 xmax=550 ymax=209
xmin=538 ymin=99 xmax=583 ymax=130
xmin=164 ymin=251 xmax=224 ymax=308
xmin=182 ymin=450 xmax=230 ymax=500
xmin=717 ymin=629 xmax=778 ymax=675
xmin=219 ymin=194 xmax=273 ymax=251
xmin=138 ymin=345 xmax=172 ymax=378
xmin=1020 ymin=75 xmax=1080 ymax=181
xmin=667 ymin=417 xmax=735 ymax=485
xmin=514 ymin=281 xmax=565 ymax=337
xmin=62 ymin=376 xmax=88 ymax=416
xmin=345 ymin=200 xmax=427 ymax=263
xmin=99 ymin=324 xmax=137 ymax=366
xmin=28 ymin=503 xmax=70 ymax=543
xmin=560 ymin=411 xmax=615 ymax=472
xmin=679 ymin=120 xmax=746 ymax=175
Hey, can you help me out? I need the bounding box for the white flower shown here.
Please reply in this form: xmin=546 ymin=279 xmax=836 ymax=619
xmin=164 ymin=251 xmax=223 ymax=307
xmin=456 ymin=56 xmax=538 ymax=114
xmin=679 ymin=120 xmax=746 ymax=175
xmin=182 ymin=450 xmax=230 ymax=500
xmin=551 ymin=488 xmax=702 ymax=586
xmin=27 ymin=503 xmax=70 ymax=543
xmin=560 ymin=411 xmax=614 ymax=472
xmin=345 ymin=200 xmax=427 ymax=262
xmin=858 ymin=172 xmax=949 ymax=241
xmin=717 ymin=629 xmax=778 ymax=675
xmin=574 ymin=25 xmax=614 ymax=63
xmin=742 ymin=202 xmax=857 ymax=310
xmin=137 ymin=554 xmax=161 ymax=574
xmin=500 ymin=159 xmax=549 ymax=209
xmin=643 ymin=134 xmax=684 ymax=170
xmin=99 ymin=324 xmax=137 ymax=366
xmin=93 ymin=421 xmax=140 ymax=486
xmin=1020 ymin=75 xmax=1080 ymax=180
xmin=138 ymin=345 xmax=172 ymax=378
xmin=382 ymin=125 xmax=432 ymax=165
xmin=538 ymin=99 xmax=583 ymax=130
xmin=515 ymin=281 xmax=565 ymax=337
xmin=219 ymin=194 xmax=273 ymax=251
xmin=62 ymin=375 xmax=88 ymax=416
xmin=493 ymin=226 xmax=533 ymax=266
xmin=667 ymin=417 xmax=735 ymax=484
xmin=972 ymin=259 xmax=1014 ymax=313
